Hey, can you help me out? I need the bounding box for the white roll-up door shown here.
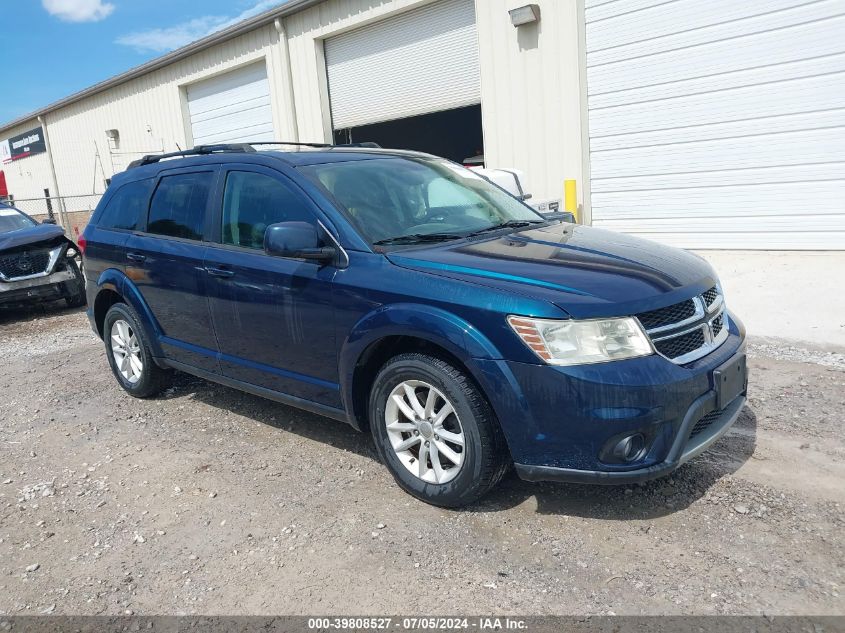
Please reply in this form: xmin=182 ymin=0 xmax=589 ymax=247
xmin=585 ymin=0 xmax=845 ymax=249
xmin=186 ymin=62 xmax=274 ymax=146
xmin=325 ymin=0 xmax=480 ymax=130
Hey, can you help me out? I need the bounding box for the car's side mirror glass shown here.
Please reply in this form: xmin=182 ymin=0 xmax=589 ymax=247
xmin=264 ymin=221 xmax=335 ymax=262
xmin=41 ymin=217 xmax=57 ymax=225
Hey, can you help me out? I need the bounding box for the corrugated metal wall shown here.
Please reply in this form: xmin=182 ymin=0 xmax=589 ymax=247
xmin=0 ymin=0 xmax=586 ymax=229
xmin=585 ymin=0 xmax=845 ymax=249
xmin=475 ymin=0 xmax=584 ymax=208
xmin=9 ymin=26 xmax=291 ymax=199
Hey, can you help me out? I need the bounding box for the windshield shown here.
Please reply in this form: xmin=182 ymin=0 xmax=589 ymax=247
xmin=0 ymin=205 xmax=37 ymax=234
xmin=300 ymin=157 xmax=544 ymax=245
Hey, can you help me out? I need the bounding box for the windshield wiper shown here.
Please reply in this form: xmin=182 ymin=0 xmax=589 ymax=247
xmin=465 ymin=220 xmax=545 ymax=238
xmin=372 ymin=233 xmax=463 ymax=246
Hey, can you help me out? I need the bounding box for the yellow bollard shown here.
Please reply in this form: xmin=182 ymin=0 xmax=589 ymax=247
xmin=564 ymin=179 xmax=578 ymax=223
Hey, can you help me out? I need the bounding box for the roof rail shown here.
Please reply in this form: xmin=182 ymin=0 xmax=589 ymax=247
xmin=127 ymin=140 xmax=383 ymax=169
xmin=246 ymin=141 xmax=332 ymax=148
xmin=127 ymin=143 xmax=256 ymax=168
xmin=245 ymin=140 xmax=382 ymax=149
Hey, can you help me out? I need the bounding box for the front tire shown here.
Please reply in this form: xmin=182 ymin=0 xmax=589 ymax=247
xmin=103 ymin=302 xmax=170 ymax=398
xmin=369 ymin=353 xmax=509 ymax=507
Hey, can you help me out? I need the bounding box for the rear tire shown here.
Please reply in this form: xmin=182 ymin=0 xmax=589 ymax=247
xmin=369 ymin=353 xmax=509 ymax=507
xmin=103 ymin=302 xmax=170 ymax=398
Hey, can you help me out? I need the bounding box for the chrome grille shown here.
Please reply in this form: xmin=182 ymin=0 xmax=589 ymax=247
xmin=636 ymin=286 xmax=727 ymax=364
xmin=0 ymin=250 xmax=52 ymax=280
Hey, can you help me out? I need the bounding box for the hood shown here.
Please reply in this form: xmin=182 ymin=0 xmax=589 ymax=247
xmin=0 ymin=224 xmax=67 ymax=251
xmin=386 ymin=223 xmax=717 ymax=319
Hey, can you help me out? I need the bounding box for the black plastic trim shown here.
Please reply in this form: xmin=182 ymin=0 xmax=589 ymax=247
xmin=160 ymin=358 xmax=351 ymax=425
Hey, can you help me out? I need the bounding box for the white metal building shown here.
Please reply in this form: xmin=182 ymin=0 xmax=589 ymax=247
xmin=0 ymin=0 xmax=842 ymax=249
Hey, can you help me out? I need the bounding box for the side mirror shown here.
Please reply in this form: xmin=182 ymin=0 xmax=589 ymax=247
xmin=543 ymin=211 xmax=576 ymax=224
xmin=42 ymin=217 xmax=57 ymax=225
xmin=264 ymin=221 xmax=335 ymax=262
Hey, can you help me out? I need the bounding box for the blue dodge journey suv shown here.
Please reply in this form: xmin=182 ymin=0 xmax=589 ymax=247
xmin=82 ymin=142 xmax=747 ymax=507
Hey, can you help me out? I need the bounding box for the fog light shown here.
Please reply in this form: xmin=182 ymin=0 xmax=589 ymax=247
xmin=612 ymin=433 xmax=646 ymax=462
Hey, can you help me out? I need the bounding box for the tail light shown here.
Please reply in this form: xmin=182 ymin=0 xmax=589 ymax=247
xmin=77 ymin=234 xmax=87 ymax=256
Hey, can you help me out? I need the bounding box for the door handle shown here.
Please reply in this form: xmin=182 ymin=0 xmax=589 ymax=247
xmin=204 ymin=266 xmax=235 ymax=278
xmin=126 ymin=252 xmax=146 ymax=263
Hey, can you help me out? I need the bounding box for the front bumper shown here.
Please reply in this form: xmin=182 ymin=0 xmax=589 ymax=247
xmin=514 ymin=392 xmax=745 ymax=484
xmin=0 ymin=267 xmax=79 ymax=305
xmin=475 ymin=311 xmax=748 ymax=484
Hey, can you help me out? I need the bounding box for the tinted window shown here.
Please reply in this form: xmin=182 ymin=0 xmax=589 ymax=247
xmin=147 ymin=172 xmax=212 ymax=240
xmin=221 ymin=171 xmax=320 ymax=249
xmin=97 ymin=179 xmax=154 ymax=231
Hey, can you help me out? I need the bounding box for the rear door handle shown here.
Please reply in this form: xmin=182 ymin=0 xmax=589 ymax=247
xmin=204 ymin=266 xmax=235 ymax=278
xmin=126 ymin=252 xmax=146 ymax=263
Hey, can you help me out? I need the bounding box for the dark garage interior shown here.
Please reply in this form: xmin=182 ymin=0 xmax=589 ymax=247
xmin=333 ymin=104 xmax=483 ymax=164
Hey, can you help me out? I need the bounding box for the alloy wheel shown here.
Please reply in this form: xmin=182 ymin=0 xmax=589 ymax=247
xmin=110 ymin=319 xmax=143 ymax=384
xmin=384 ymin=380 xmax=466 ymax=484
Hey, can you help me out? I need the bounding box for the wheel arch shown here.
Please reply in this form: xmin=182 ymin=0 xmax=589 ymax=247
xmin=91 ymin=270 xmax=164 ymax=359
xmin=339 ymin=304 xmax=513 ymax=436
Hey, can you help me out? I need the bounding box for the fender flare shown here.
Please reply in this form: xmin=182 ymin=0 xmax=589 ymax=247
xmin=337 ymin=303 xmax=520 ymax=428
xmin=93 ymin=269 xmax=164 ymax=358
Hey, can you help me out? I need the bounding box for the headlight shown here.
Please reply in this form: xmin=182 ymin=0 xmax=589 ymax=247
xmin=507 ymin=315 xmax=653 ymax=366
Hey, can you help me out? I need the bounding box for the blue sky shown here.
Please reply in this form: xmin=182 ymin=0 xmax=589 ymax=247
xmin=0 ymin=0 xmax=287 ymax=126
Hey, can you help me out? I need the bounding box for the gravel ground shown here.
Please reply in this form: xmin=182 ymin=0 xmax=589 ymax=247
xmin=0 ymin=303 xmax=842 ymax=616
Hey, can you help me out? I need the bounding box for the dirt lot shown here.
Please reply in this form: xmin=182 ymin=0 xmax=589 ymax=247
xmin=0 ymin=304 xmax=842 ymax=616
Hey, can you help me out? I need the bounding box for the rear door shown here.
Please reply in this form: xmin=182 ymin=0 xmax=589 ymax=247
xmin=82 ymin=177 xmax=154 ymax=286
xmin=203 ymin=165 xmax=340 ymax=407
xmin=125 ymin=167 xmax=220 ymax=372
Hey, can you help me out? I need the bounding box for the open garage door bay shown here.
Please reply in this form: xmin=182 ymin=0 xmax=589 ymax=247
xmin=325 ymin=0 xmax=481 ymax=131
xmin=585 ymin=0 xmax=845 ymax=249
xmin=187 ymin=62 xmax=274 ymax=146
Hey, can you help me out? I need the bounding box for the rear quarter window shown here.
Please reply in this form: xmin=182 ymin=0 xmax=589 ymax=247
xmin=147 ymin=172 xmax=212 ymax=241
xmin=96 ymin=179 xmax=154 ymax=231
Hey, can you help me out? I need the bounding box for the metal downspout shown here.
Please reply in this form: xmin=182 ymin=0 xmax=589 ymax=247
xmin=37 ymin=114 xmax=68 ymax=229
xmin=274 ymin=17 xmax=300 ymax=142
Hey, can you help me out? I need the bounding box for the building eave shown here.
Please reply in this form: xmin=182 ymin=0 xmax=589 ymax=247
xmin=0 ymin=0 xmax=323 ymax=135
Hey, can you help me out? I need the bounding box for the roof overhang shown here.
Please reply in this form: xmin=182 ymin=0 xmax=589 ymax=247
xmin=0 ymin=0 xmax=324 ymax=134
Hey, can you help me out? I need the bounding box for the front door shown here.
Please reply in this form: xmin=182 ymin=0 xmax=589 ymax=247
xmin=203 ymin=166 xmax=340 ymax=407
xmin=125 ymin=167 xmax=219 ymax=372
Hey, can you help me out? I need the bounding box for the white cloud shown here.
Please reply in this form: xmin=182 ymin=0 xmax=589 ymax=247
xmin=115 ymin=1 xmax=283 ymax=53
xmin=42 ymin=0 xmax=115 ymax=22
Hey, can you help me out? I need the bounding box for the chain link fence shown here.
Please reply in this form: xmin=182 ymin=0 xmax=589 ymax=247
xmin=2 ymin=194 xmax=102 ymax=240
